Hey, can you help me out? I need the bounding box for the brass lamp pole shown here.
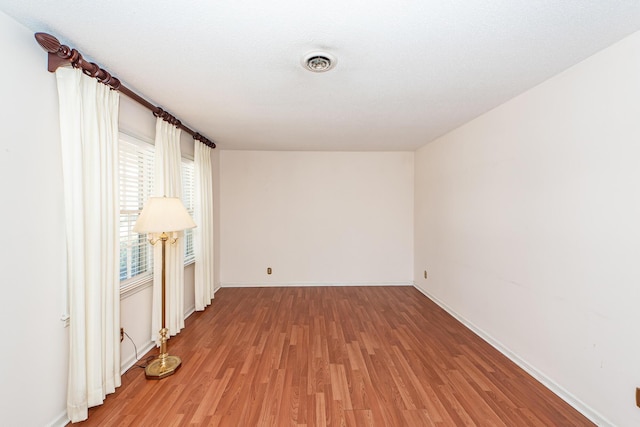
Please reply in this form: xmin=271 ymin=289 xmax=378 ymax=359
xmin=133 ymin=196 xmax=196 ymax=380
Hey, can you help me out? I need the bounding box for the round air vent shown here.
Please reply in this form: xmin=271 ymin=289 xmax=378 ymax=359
xmin=302 ymin=51 xmax=336 ymax=72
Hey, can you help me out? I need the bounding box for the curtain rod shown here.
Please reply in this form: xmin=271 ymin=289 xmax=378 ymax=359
xmin=34 ymin=32 xmax=216 ymax=149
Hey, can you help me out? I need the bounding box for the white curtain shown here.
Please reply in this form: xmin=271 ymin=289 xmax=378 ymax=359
xmin=55 ymin=67 xmax=121 ymax=423
xmin=194 ymin=141 xmax=215 ymax=310
xmin=152 ymin=118 xmax=185 ymax=340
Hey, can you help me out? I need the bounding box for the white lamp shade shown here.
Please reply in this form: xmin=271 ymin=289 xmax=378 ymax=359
xmin=133 ymin=197 xmax=196 ymax=233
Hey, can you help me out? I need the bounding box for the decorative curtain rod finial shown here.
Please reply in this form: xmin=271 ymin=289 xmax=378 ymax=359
xmin=35 ymin=32 xmax=61 ymax=53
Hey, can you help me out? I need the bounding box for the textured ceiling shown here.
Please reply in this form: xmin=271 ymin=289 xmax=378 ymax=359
xmin=2 ymin=1 xmax=640 ymax=151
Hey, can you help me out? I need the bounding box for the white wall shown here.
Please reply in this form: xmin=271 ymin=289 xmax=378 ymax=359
xmin=0 ymin=11 xmax=68 ymax=427
xmin=221 ymin=151 xmax=414 ymax=286
xmin=414 ymin=31 xmax=640 ymax=426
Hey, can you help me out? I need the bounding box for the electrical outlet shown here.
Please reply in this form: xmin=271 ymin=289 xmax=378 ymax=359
xmin=120 ymin=327 xmax=124 ymax=342
xmin=424 ymin=270 xmax=428 ymax=279
xmin=267 ymin=267 xmax=272 ymax=275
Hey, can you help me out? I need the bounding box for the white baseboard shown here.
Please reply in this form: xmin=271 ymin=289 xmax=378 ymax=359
xmin=46 ymin=411 xmax=69 ymax=427
xmin=120 ymin=340 xmax=156 ymax=375
xmin=185 ymin=305 xmax=196 ymax=319
xmin=221 ymin=281 xmax=413 ymax=288
xmin=412 ymin=282 xmax=612 ymax=427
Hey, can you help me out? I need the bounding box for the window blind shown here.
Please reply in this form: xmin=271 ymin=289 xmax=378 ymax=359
xmin=182 ymin=158 xmax=195 ymax=264
xmin=119 ymin=133 xmax=155 ymax=283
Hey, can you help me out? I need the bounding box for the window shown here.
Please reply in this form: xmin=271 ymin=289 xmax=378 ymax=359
xmin=118 ymin=132 xmax=195 ymax=287
xmin=119 ymin=133 xmax=155 ymax=284
xmin=182 ymin=158 xmax=195 ymax=265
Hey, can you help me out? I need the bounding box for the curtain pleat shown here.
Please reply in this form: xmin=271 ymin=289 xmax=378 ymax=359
xmin=152 ymin=119 xmax=185 ymax=340
xmin=56 ymin=67 xmax=121 ymax=423
xmin=194 ymin=141 xmax=215 ymax=310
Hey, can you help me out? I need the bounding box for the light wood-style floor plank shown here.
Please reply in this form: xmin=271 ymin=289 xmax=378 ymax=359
xmin=73 ymin=286 xmax=593 ymax=426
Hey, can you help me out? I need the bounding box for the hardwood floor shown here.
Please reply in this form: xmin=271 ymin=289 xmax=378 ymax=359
xmin=75 ymin=286 xmax=593 ymax=426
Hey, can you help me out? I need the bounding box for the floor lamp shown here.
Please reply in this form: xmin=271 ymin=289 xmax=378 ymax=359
xmin=133 ymin=196 xmax=196 ymax=379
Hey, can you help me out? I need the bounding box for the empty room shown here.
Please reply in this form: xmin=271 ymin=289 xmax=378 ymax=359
xmin=1 ymin=1 xmax=640 ymax=426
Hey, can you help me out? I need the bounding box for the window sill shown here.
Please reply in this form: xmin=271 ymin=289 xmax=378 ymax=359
xmin=120 ymin=262 xmax=194 ymax=299
xmin=121 ymin=274 xmax=153 ymax=299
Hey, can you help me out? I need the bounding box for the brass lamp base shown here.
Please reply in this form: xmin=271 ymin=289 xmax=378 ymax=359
xmin=145 ymin=354 xmax=182 ymax=380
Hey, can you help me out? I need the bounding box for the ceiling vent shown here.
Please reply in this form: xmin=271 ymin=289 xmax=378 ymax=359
xmin=302 ymin=51 xmax=336 ymax=72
